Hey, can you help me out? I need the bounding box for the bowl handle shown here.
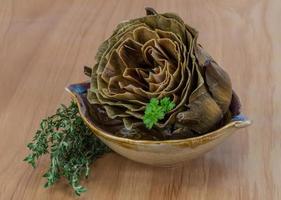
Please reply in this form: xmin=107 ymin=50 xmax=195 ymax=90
xmin=234 ymin=120 xmax=251 ymax=128
xmin=232 ymin=114 xmax=251 ymax=128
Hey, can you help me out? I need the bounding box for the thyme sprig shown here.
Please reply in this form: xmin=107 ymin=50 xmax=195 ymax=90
xmin=24 ymin=101 xmax=110 ymax=196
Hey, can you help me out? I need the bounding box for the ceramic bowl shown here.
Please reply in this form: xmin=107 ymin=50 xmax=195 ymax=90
xmin=66 ymin=82 xmax=251 ymax=166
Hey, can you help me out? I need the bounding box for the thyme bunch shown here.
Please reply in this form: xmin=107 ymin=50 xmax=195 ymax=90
xmin=24 ymin=101 xmax=110 ymax=195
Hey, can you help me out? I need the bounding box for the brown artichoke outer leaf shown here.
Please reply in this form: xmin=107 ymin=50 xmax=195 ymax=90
xmin=229 ymin=90 xmax=241 ymax=116
xmin=195 ymin=45 xmax=232 ymax=114
xmin=145 ymin=7 xmax=158 ymax=16
xmin=176 ymin=63 xmax=223 ymax=133
xmin=204 ymin=60 xmax=232 ymax=113
xmin=176 ymin=45 xmax=232 ymax=134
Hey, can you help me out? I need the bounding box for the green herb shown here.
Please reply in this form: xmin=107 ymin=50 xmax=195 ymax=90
xmin=143 ymin=97 xmax=175 ymax=129
xmin=24 ymin=101 xmax=110 ymax=196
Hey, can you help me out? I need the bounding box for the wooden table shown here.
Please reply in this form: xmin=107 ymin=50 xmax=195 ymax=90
xmin=0 ymin=0 xmax=280 ymax=199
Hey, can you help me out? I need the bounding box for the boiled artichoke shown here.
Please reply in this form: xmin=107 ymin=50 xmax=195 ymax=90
xmin=87 ymin=8 xmax=234 ymax=136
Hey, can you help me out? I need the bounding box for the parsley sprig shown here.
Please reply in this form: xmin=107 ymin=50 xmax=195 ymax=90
xmin=143 ymin=97 xmax=175 ymax=129
xmin=24 ymin=101 xmax=110 ymax=196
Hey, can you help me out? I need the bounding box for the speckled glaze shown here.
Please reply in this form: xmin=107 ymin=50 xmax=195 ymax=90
xmin=66 ymin=82 xmax=251 ymax=166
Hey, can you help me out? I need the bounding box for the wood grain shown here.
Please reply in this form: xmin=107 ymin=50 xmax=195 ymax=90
xmin=0 ymin=0 xmax=280 ymax=199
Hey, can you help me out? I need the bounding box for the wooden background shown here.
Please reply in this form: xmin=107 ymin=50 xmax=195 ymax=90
xmin=0 ymin=0 xmax=280 ymax=199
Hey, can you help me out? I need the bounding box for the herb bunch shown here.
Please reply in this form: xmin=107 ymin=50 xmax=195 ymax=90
xmin=143 ymin=97 xmax=175 ymax=129
xmin=24 ymin=101 xmax=110 ymax=196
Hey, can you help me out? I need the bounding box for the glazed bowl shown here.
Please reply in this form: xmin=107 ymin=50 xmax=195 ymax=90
xmin=66 ymin=82 xmax=251 ymax=166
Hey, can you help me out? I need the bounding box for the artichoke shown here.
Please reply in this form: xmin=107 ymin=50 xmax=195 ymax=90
xmin=87 ymin=8 xmax=235 ymax=137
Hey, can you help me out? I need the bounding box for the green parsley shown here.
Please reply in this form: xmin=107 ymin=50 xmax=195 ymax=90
xmin=143 ymin=97 xmax=175 ymax=129
xmin=24 ymin=101 xmax=110 ymax=196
